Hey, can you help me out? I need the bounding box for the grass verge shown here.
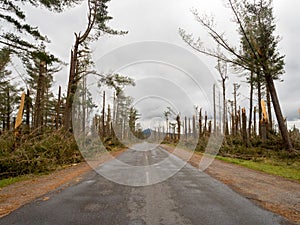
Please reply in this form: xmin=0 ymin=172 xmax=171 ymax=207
xmin=162 ymin=143 xmax=300 ymax=182
xmin=215 ymin=155 xmax=300 ymax=181
xmin=0 ymin=175 xmax=34 ymax=188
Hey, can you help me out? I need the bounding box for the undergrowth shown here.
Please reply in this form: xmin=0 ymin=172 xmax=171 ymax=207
xmin=0 ymin=129 xmax=82 ymax=179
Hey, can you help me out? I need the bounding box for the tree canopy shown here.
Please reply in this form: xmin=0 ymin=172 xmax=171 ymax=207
xmin=0 ymin=0 xmax=80 ymax=53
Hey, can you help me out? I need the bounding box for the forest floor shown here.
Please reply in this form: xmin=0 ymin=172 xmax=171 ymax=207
xmin=0 ymin=145 xmax=299 ymax=224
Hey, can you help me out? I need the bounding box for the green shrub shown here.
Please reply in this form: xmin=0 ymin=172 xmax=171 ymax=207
xmin=0 ymin=129 xmax=83 ymax=179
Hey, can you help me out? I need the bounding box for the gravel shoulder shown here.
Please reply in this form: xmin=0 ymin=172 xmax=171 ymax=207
xmin=1 ymin=145 xmax=299 ymax=224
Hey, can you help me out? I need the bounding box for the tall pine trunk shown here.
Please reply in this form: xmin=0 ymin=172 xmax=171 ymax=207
xmin=102 ymin=91 xmax=106 ymax=137
xmin=264 ymin=72 xmax=293 ymax=151
xmin=248 ymin=71 xmax=254 ymax=137
xmin=56 ymin=86 xmax=61 ymax=130
xmin=213 ymin=84 xmax=217 ymax=133
xmin=222 ymin=79 xmax=226 ymax=135
xmin=257 ymin=72 xmax=262 ymax=137
xmin=64 ymin=39 xmax=79 ymax=131
xmin=199 ymin=109 xmax=202 ymax=138
xmin=34 ymin=61 xmax=46 ymax=132
xmin=6 ymin=87 xmax=10 ymax=131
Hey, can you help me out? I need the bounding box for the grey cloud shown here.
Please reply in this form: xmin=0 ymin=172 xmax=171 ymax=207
xmin=17 ymin=0 xmax=300 ymax=127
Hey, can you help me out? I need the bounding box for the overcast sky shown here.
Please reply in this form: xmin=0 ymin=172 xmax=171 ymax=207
xmin=16 ymin=0 xmax=300 ymax=128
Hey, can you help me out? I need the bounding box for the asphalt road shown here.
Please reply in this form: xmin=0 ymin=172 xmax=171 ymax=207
xmin=0 ymin=143 xmax=294 ymax=225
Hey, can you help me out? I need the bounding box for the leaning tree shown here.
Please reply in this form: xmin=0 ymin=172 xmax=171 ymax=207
xmin=179 ymin=0 xmax=293 ymax=151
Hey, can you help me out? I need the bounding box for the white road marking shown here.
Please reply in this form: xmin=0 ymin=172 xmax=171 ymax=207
xmin=146 ymin=171 xmax=150 ymax=185
xmin=145 ymin=153 xmax=150 ymax=184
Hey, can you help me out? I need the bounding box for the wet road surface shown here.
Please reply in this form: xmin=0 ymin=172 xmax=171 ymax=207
xmin=0 ymin=143 xmax=294 ymax=225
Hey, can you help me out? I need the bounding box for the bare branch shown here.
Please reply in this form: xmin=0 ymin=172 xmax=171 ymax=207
xmin=179 ymin=28 xmax=251 ymax=71
xmin=228 ymin=0 xmax=259 ymax=61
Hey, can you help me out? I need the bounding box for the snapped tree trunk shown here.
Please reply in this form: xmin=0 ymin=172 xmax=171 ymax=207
xmin=199 ymin=109 xmax=202 ymax=138
xmin=56 ymin=86 xmax=61 ymax=130
xmin=176 ymin=115 xmax=181 ymax=140
xmin=64 ymin=40 xmax=79 ymax=131
xmin=241 ymin=108 xmax=248 ymax=146
xmin=204 ymin=111 xmax=208 ymax=135
xmin=25 ymin=89 xmax=31 ymax=132
xmin=266 ymin=85 xmax=273 ymax=131
xmin=192 ymin=115 xmax=196 ymax=138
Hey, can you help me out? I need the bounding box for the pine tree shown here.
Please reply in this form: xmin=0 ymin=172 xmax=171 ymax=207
xmin=23 ymin=46 xmax=61 ymax=131
xmin=180 ymin=0 xmax=292 ymax=150
xmin=63 ymin=0 xmax=127 ymax=131
xmin=0 ymin=48 xmax=22 ymax=131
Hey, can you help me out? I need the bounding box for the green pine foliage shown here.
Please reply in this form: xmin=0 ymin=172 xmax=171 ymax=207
xmin=0 ymin=129 xmax=82 ymax=179
xmin=0 ymin=0 xmax=79 ymax=52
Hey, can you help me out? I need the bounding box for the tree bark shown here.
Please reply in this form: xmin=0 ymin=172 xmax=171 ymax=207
xmin=6 ymin=87 xmax=10 ymax=131
xmin=264 ymin=73 xmax=293 ymax=151
xmin=82 ymin=76 xmax=86 ymax=134
xmin=34 ymin=61 xmax=46 ymax=132
xmin=213 ymin=84 xmax=217 ymax=133
xmin=204 ymin=111 xmax=208 ymax=135
xmin=56 ymin=86 xmax=61 ymax=130
xmin=188 ymin=118 xmax=191 ymax=136
xmin=63 ymin=0 xmax=106 ymax=132
xmin=234 ymin=83 xmax=238 ymax=136
xmin=257 ymin=72 xmax=262 ymax=137
xmin=242 ymin=108 xmax=248 ymax=146
xmin=248 ymin=71 xmax=254 ymax=137
xmin=229 ymin=101 xmax=234 ymax=135
xmin=253 ymin=106 xmax=257 ymax=136
xmin=64 ymin=39 xmax=79 ymax=131
xmin=208 ymin=120 xmax=212 ymax=135
xmin=192 ymin=115 xmax=196 ymax=138
xmin=225 ymin=101 xmax=229 ymax=135
xmin=184 ymin=116 xmax=187 ymax=140
xmin=102 ymin=91 xmax=106 ymax=137
xmin=176 ymin=115 xmax=181 ymax=140
xmin=25 ymin=89 xmax=31 ymax=132
xmin=266 ymin=84 xmax=273 ymax=131
xmin=199 ymin=109 xmax=202 ymax=137
xmin=107 ymin=104 xmax=111 ymax=136
xmin=222 ymin=79 xmax=226 ymax=134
